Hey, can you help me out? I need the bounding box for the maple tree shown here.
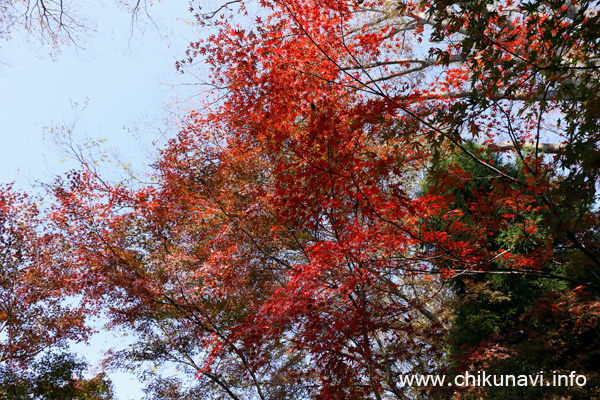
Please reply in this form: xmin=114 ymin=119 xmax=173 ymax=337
xmin=51 ymin=125 xmax=450 ymax=399
xmin=22 ymin=0 xmax=600 ymax=399
xmin=172 ymin=1 xmax=599 ymax=397
xmin=0 ymin=184 xmax=89 ymax=368
xmin=0 ymin=185 xmax=114 ymax=398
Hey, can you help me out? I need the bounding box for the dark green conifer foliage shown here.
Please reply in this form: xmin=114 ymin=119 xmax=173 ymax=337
xmin=423 ymin=143 xmax=600 ymax=399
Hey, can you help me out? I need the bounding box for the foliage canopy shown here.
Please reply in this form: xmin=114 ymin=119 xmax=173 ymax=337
xmin=2 ymin=0 xmax=600 ymax=399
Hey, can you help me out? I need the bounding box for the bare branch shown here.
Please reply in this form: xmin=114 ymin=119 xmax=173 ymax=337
xmin=493 ymin=141 xmax=566 ymax=153
xmin=342 ymin=55 xmax=464 ymax=71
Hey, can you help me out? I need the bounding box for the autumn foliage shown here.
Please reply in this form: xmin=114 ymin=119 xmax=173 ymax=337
xmin=2 ymin=0 xmax=600 ymax=399
xmin=0 ymin=185 xmax=89 ymax=367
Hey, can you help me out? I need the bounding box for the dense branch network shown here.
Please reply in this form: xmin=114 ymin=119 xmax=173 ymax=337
xmin=0 ymin=0 xmax=159 ymax=50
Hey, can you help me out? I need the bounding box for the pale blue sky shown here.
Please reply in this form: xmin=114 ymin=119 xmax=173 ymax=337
xmin=0 ymin=1 xmax=199 ymax=186
xmin=0 ymin=1 xmax=201 ymax=398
